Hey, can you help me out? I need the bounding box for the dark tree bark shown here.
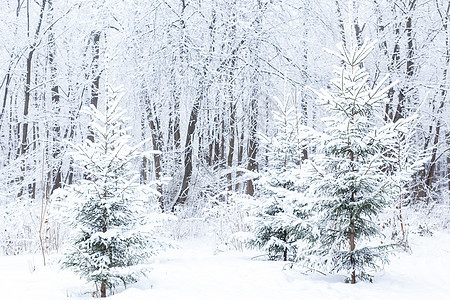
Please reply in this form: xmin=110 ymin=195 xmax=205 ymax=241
xmin=349 ymin=150 xmax=356 ymax=284
xmin=173 ymin=6 xmax=216 ymax=209
xmin=146 ymin=96 xmax=164 ymax=208
xmin=335 ymin=0 xmax=347 ymax=48
xmin=246 ymin=0 xmax=265 ymax=196
xmin=18 ymin=0 xmax=47 ymax=198
xmin=423 ymin=2 xmax=449 ymax=201
xmin=226 ymin=8 xmax=238 ymax=191
xmin=227 ymin=100 xmax=236 ymax=191
xmin=393 ymin=0 xmax=416 ymax=123
xmin=87 ymin=30 xmax=101 ymax=143
xmin=213 ymin=112 xmax=221 ymax=168
xmin=0 ymin=61 xmax=13 ymax=133
xmin=47 ymin=0 xmax=63 ymax=195
xmin=246 ymin=89 xmax=259 ymax=196
xmin=235 ymin=129 xmax=244 ymax=191
xmin=447 ymin=133 xmax=450 ymax=191
xmin=174 ymin=94 xmax=201 ymax=209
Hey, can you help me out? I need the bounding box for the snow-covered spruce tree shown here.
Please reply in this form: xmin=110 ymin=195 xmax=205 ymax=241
xmin=57 ymin=92 xmax=163 ymax=297
xmin=302 ymin=40 xmax=399 ymax=283
xmin=250 ymin=95 xmax=309 ymax=261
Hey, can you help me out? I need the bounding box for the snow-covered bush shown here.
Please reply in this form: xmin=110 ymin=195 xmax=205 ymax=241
xmin=164 ymin=204 xmax=209 ymax=240
xmin=0 ymin=199 xmax=35 ymax=255
xmin=204 ymin=192 xmax=252 ymax=251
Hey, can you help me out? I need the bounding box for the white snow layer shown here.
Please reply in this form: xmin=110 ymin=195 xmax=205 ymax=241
xmin=1 ymin=232 xmax=450 ymax=299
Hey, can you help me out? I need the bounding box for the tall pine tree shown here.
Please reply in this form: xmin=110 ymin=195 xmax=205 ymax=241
xmin=302 ymin=40 xmax=399 ymax=283
xmin=56 ymin=91 xmax=165 ymax=297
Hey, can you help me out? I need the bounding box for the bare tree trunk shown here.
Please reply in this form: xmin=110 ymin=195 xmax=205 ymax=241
xmin=425 ymin=88 xmax=447 ymax=202
xmin=146 ymin=97 xmax=163 ymax=208
xmin=394 ymin=0 xmax=416 ymax=123
xmin=213 ymin=112 xmax=221 ymax=169
xmin=220 ymin=119 xmax=225 ymax=163
xmin=227 ymin=100 xmax=236 ymax=191
xmin=226 ymin=7 xmax=238 ymax=191
xmin=447 ymin=136 xmax=450 ymax=191
xmin=62 ymin=101 xmax=82 ymax=187
xmin=335 ymin=0 xmax=347 ymax=48
xmin=374 ymin=0 xmax=402 ymax=122
xmin=174 ymin=95 xmax=201 ymax=209
xmin=246 ymin=90 xmax=258 ymax=196
xmin=206 ymin=107 xmax=213 ymax=166
xmin=19 ymin=0 xmax=47 ymax=198
xmin=351 ymin=0 xmax=363 ymax=47
xmin=0 ymin=61 xmax=13 ymax=133
xmin=174 ymin=0 xmax=186 ymax=151
xmin=426 ymin=118 xmax=444 ymax=202
xmin=87 ymin=30 xmax=101 ymax=143
xmin=47 ymin=0 xmax=62 ymax=195
xmin=173 ymin=6 xmax=216 ymax=209
xmin=235 ymin=129 xmax=244 ymax=191
xmin=166 ymin=0 xmax=186 ymax=164
xmin=246 ymin=0 xmax=265 ymax=196
xmin=421 ymin=1 xmax=448 ymax=202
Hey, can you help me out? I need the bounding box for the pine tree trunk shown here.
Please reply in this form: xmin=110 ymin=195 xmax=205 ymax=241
xmin=101 ymin=194 xmax=108 ymax=297
xmin=350 ymin=213 xmax=356 ymax=284
xmin=350 ymin=150 xmax=356 ymax=284
xmin=100 ymin=280 xmax=106 ymax=298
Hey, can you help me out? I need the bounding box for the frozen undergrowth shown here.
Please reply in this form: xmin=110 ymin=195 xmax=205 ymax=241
xmin=1 ymin=226 xmax=450 ymax=300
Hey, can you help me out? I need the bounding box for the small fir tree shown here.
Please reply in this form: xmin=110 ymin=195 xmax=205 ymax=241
xmin=56 ymin=92 xmax=164 ymax=297
xmin=302 ymin=40 xmax=400 ymax=283
xmin=251 ymin=95 xmax=309 ymax=261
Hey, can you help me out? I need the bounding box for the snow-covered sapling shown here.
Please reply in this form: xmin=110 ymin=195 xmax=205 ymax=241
xmin=302 ymin=40 xmax=401 ymax=283
xmin=251 ymin=95 xmax=309 ymax=261
xmin=56 ymin=92 xmax=164 ymax=297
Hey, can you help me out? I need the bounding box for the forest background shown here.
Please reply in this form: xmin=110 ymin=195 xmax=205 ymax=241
xmin=0 ymin=0 xmax=449 ymax=260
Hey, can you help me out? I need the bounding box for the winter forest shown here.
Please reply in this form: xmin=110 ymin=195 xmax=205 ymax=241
xmin=1 ymin=0 xmax=450 ymax=298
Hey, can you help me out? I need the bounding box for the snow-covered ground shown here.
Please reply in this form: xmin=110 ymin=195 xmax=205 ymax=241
xmin=2 ymin=232 xmax=450 ymax=300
